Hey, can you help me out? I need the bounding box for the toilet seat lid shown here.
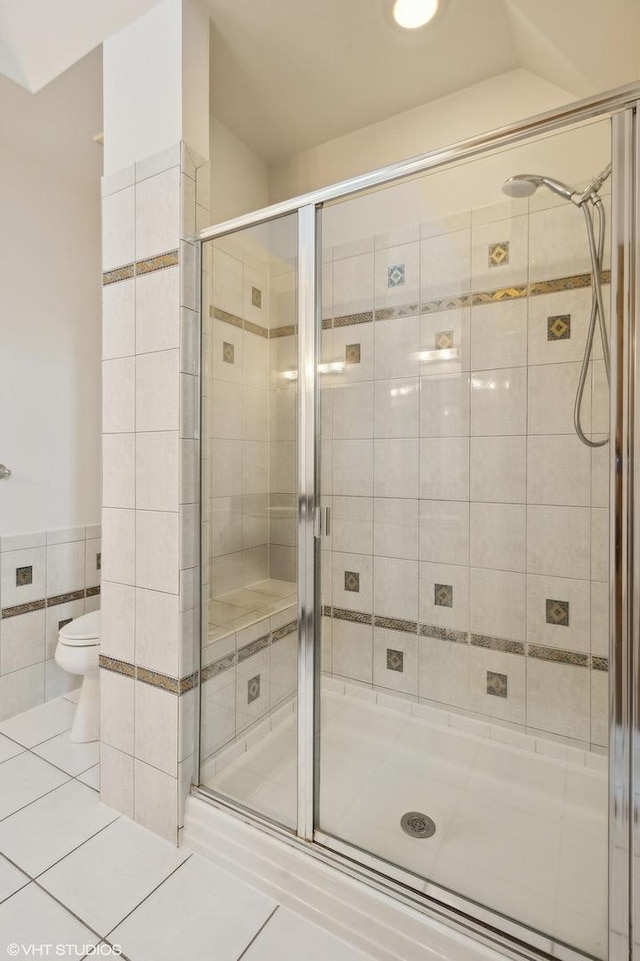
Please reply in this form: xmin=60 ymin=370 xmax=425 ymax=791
xmin=59 ymin=610 xmax=100 ymax=645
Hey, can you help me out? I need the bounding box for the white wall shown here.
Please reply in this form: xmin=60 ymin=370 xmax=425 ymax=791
xmin=269 ymin=69 xmax=576 ymax=202
xmin=209 ymin=116 xmax=269 ymax=224
xmin=0 ymin=145 xmax=101 ymax=533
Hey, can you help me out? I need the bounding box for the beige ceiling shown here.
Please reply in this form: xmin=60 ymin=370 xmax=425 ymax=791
xmin=207 ymin=0 xmax=640 ymax=162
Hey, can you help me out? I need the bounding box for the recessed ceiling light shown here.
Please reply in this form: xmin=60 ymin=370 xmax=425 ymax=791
xmin=392 ymin=0 xmax=439 ymax=29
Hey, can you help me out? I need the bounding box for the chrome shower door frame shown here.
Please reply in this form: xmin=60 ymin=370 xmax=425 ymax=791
xmin=195 ymin=85 xmax=640 ymax=961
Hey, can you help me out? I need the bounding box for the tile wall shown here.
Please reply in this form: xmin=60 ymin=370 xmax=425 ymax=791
xmin=100 ymin=141 xmax=209 ymax=841
xmin=319 ymin=191 xmax=611 ymax=752
xmin=200 ymin=229 xmax=298 ymax=768
xmin=0 ymin=525 xmax=101 ymax=720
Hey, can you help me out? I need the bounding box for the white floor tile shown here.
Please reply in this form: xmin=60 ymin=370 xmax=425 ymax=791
xmin=242 ymin=908 xmax=375 ymax=961
xmin=38 ymin=816 xmax=189 ymax=936
xmin=0 ymin=753 xmax=69 ymax=821
xmin=0 ymin=884 xmax=99 ymax=955
xmin=77 ymin=765 xmax=99 ymax=791
xmin=0 ymin=856 xmax=29 ymax=903
xmin=33 ymin=731 xmax=99 ymax=777
xmin=0 ymin=781 xmax=118 ymax=877
xmin=111 ymin=855 xmax=276 ymax=961
xmin=0 ymin=697 xmax=76 ymax=748
xmin=0 ymin=735 xmax=24 ymax=765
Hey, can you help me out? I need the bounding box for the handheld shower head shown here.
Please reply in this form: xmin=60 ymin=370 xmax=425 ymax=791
xmin=502 ymin=173 xmax=576 ymax=203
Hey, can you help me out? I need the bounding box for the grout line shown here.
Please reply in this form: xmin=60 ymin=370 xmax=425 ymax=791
xmin=235 ymin=905 xmax=280 ymax=961
xmin=33 ymin=816 xmax=120 ymax=881
xmin=31 ymin=876 xmax=108 ymax=946
xmin=102 ymin=852 xmax=193 ymax=942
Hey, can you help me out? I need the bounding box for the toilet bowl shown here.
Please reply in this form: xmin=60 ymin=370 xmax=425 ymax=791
xmin=55 ymin=609 xmax=101 ymax=743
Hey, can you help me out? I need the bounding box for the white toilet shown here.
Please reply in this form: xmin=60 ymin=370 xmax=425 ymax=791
xmin=55 ymin=609 xmax=101 ymax=743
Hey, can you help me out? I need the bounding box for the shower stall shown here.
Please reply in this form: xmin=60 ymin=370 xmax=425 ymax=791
xmin=191 ymin=86 xmax=640 ymax=961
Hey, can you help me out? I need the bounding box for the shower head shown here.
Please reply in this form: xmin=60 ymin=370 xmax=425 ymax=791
xmin=502 ymin=173 xmax=577 ymax=203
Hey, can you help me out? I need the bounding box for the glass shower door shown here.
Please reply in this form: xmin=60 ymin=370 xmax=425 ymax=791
xmin=316 ymin=117 xmax=613 ymax=959
xmin=199 ymin=213 xmax=299 ymax=829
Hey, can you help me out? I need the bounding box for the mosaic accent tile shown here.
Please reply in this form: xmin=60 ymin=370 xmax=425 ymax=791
xmin=435 ymin=330 xmax=454 ymax=350
xmin=222 ymin=342 xmax=235 ymax=364
xmin=488 ymin=242 xmax=509 ymax=267
xmin=470 ymin=634 xmax=525 ymax=655
xmin=374 ymin=615 xmax=418 ymax=634
xmin=272 ymin=620 xmax=297 ymax=642
xmin=322 ymin=318 xmax=333 ymax=330
xmin=135 ymin=250 xmax=180 ymax=275
xmin=527 ymin=644 xmax=589 ymax=667
xmin=331 ymin=607 xmax=373 ymax=625
xmin=434 ymin=584 xmax=452 ymax=608
xmin=547 ymin=314 xmax=571 ymax=341
xmin=244 ymin=320 xmax=269 ymax=339
xmin=16 ymin=566 xmax=33 ymax=587
xmin=247 ymin=674 xmax=261 ymax=704
xmin=344 ymin=571 xmax=360 ymax=593
xmin=58 ymin=618 xmax=73 ymax=631
xmin=180 ymin=672 xmax=199 ymax=694
xmin=137 ymin=667 xmax=180 ymax=695
xmin=269 ymin=324 xmax=297 ymax=338
xmin=86 ymin=585 xmax=101 ymax=598
xmin=251 ymin=286 xmax=262 ymax=308
xmin=96 ymin=552 xmax=102 ymax=571
xmin=419 ymin=624 xmax=468 ymax=644
xmin=531 ymin=274 xmax=590 ymax=295
xmin=387 ymin=648 xmax=404 ymax=672
xmin=345 ymin=343 xmax=361 ymax=364
xmin=213 ymin=307 xmax=244 ymax=329
xmin=546 ymin=598 xmax=569 ymax=626
xmin=202 ymin=652 xmax=237 ymax=681
xmin=322 ymin=605 xmax=333 ymax=617
xmin=99 ymin=655 xmax=136 ymax=679
xmin=421 ymin=294 xmax=473 ymax=314
xmin=333 ymin=312 xmax=374 ymax=328
xmin=1 ymin=599 xmax=46 ymax=619
xmin=388 ymin=264 xmax=405 ymax=288
xmin=237 ymin=634 xmax=270 ymax=662
xmin=487 ymin=671 xmax=508 ymax=698
xmin=102 ymin=264 xmax=135 ymax=286
xmin=471 ymin=285 xmax=527 ymax=305
xmin=592 ymin=656 xmax=609 ymax=672
xmin=48 ymin=590 xmax=86 ymax=607
xmin=375 ymin=304 xmax=419 ymax=321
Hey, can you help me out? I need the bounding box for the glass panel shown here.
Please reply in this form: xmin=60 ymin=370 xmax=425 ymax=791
xmin=317 ymin=118 xmax=612 ymax=958
xmin=199 ymin=214 xmax=299 ymax=829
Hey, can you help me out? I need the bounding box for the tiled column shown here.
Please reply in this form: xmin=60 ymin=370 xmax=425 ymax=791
xmin=99 ymin=0 xmax=209 ymax=843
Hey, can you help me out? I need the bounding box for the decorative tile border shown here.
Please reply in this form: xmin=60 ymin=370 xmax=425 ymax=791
xmin=102 ymin=249 xmax=180 ymax=285
xmin=270 ymin=324 xmax=297 ymax=338
xmin=318 ymin=269 xmax=612 ymax=327
xmin=99 ymin=655 xmax=136 ymax=679
xmin=102 ymin=264 xmax=135 ymax=286
xmin=528 ymin=644 xmax=590 ymax=667
xmin=99 ymin=655 xmax=198 ymax=695
xmin=323 ymin=607 xmax=607 ymax=670
xmin=420 ymin=624 xmax=468 ymax=644
xmin=374 ymin=615 xmax=418 ymax=633
xmin=136 ymin=251 xmax=179 ymax=275
xmin=470 ymin=634 xmax=526 ymax=656
xmin=272 ymin=620 xmax=297 ymax=642
xmin=2 ymin=585 xmax=100 ymax=619
xmin=237 ymin=634 xmax=270 ymax=662
xmin=1 ymin=599 xmax=46 ymax=619
xmin=201 ymin=617 xmax=300 ymax=682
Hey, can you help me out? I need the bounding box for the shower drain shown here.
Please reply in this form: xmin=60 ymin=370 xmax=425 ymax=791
xmin=400 ymin=811 xmax=436 ymax=839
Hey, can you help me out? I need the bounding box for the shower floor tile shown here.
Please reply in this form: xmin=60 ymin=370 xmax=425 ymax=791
xmin=203 ymin=686 xmax=609 ymax=958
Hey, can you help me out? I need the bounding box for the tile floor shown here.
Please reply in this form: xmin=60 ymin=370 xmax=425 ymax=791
xmin=0 ymin=693 xmax=373 ymax=961
xmin=206 ymin=686 xmax=609 ymax=960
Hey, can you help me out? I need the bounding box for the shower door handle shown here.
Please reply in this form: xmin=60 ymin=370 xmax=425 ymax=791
xmin=314 ymin=506 xmax=331 ymax=538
